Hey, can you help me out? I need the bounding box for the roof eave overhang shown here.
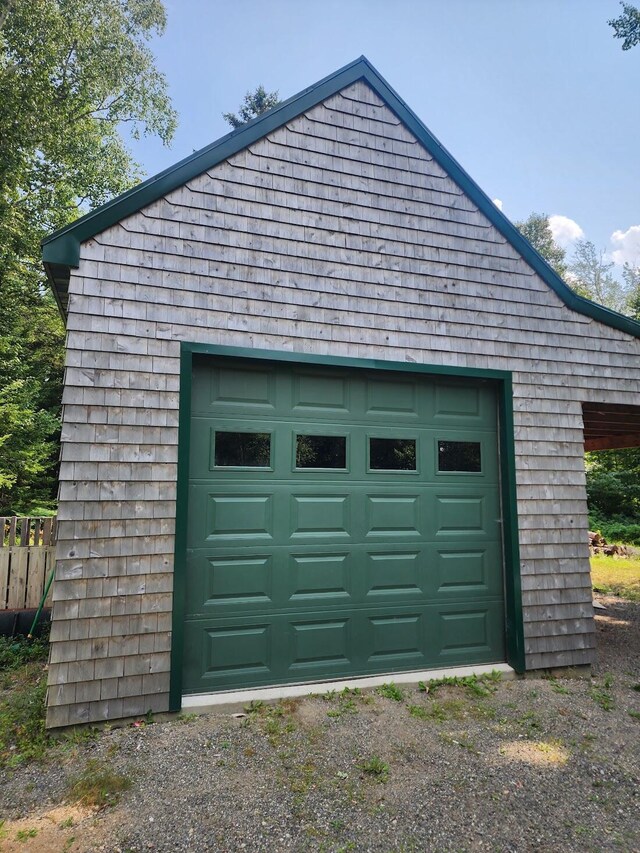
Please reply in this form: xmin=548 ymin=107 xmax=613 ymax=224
xmin=41 ymin=56 xmax=640 ymax=340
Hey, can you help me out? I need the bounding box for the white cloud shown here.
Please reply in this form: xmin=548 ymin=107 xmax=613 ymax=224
xmin=548 ymin=215 xmax=584 ymax=249
xmin=611 ymin=225 xmax=640 ymax=267
xmin=492 ymin=198 xmax=503 ymax=211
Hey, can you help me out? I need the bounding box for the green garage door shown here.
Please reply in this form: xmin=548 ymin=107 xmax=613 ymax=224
xmin=182 ymin=357 xmax=505 ymax=694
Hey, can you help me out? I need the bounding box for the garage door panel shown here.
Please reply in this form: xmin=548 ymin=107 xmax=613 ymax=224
xmin=366 ymin=612 xmax=425 ymax=666
xmin=288 ymin=551 xmax=353 ymax=603
xmin=433 ymin=382 xmax=497 ymax=428
xmin=365 ymin=376 xmax=421 ymax=420
xmin=182 ymin=358 xmax=506 ymax=694
xmin=290 ymin=493 xmax=353 ymax=540
xmin=288 ymin=617 xmax=352 ymax=671
xmin=364 ymin=493 xmax=423 ymax=539
xmin=183 ymin=600 xmax=505 ymax=692
xmin=432 ymin=542 xmax=503 ymax=599
xmin=433 ymin=488 xmax=501 ymax=539
xmin=427 ymin=600 xmax=505 ymax=665
xmin=208 ymin=493 xmax=274 ymax=540
xmin=291 ymin=370 xmax=353 ymax=416
xmin=195 ymin=622 xmax=274 ymax=686
xmin=191 ymin=362 xmax=278 ymax=415
xmin=186 ymin=542 xmax=503 ymax=615
xmin=364 ymin=549 xmax=423 ymax=598
xmin=186 ymin=553 xmax=274 ymax=612
xmin=186 ymin=547 xmax=356 ymax=615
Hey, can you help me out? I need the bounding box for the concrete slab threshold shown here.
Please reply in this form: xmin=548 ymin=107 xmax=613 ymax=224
xmin=182 ymin=662 xmax=515 ymax=712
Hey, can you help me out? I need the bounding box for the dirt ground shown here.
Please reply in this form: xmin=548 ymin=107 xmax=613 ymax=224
xmin=1 ymin=593 xmax=639 ymax=853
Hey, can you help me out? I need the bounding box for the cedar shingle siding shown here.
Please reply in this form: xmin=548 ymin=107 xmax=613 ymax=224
xmin=45 ymin=75 xmax=640 ymax=727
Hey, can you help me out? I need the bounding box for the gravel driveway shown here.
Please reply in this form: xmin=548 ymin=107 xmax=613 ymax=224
xmin=1 ymin=594 xmax=639 ymax=853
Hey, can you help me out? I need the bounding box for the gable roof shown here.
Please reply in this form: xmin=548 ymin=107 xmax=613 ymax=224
xmin=42 ymin=56 xmax=640 ymax=338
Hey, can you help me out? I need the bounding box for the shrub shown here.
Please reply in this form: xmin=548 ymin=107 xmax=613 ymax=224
xmin=586 ymin=470 xmax=640 ymax=519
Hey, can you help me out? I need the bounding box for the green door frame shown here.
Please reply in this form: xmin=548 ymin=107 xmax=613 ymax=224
xmin=169 ymin=343 xmax=525 ymax=711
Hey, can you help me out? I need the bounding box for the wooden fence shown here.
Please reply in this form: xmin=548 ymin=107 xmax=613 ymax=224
xmin=1 ymin=517 xmax=57 ymax=610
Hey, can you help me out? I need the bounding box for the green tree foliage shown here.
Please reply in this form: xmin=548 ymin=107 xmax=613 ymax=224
xmin=0 ymin=0 xmax=176 ymax=514
xmin=514 ymin=212 xmax=567 ymax=279
xmin=567 ymin=239 xmax=626 ymax=312
xmin=587 ymin=448 xmax=640 ymax=521
xmin=622 ymin=263 xmax=640 ymax=319
xmin=609 ymin=2 xmax=640 ymax=50
xmin=223 ymin=85 xmax=281 ymax=129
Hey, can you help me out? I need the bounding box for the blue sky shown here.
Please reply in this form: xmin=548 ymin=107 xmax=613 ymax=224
xmin=129 ymin=0 xmax=640 ymax=272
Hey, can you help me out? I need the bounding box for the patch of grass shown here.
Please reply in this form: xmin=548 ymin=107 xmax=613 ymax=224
xmin=407 ymin=704 xmax=430 ymax=720
xmin=516 ymin=710 xmax=542 ymax=734
xmin=591 ymin=676 xmax=615 ymax=712
xmin=591 ymin=555 xmax=640 ymax=601
xmin=418 ymin=672 xmax=500 ymax=698
xmin=377 ymin=682 xmax=404 ymax=701
xmin=0 ymin=663 xmax=49 ymax=768
xmin=67 ymin=759 xmax=132 ymax=808
xmin=468 ymin=702 xmax=497 ymax=721
xmin=244 ymin=701 xmax=296 ymax=745
xmin=16 ymin=828 xmax=38 ymax=841
xmin=628 ymin=710 xmax=640 ymax=721
xmin=176 ymin=712 xmax=198 ymax=724
xmin=547 ymin=678 xmax=571 ymax=695
xmin=288 ymin=761 xmax=317 ymax=794
xmin=61 ymin=725 xmax=100 ymax=750
xmin=410 ymin=698 xmax=468 ymax=723
xmin=327 ymin=697 xmax=358 ymax=718
xmin=0 ymin=633 xmax=49 ymax=671
xmin=358 ymin=755 xmax=389 ymax=783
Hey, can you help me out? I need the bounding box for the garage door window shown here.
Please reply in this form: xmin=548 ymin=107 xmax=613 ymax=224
xmin=369 ymin=437 xmax=417 ymax=471
xmin=296 ymin=434 xmax=347 ymax=469
xmin=213 ymin=431 xmax=271 ymax=467
xmin=437 ymin=440 xmax=481 ymax=473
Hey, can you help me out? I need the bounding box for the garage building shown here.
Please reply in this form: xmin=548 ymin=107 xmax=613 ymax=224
xmin=42 ymin=57 xmax=640 ymax=727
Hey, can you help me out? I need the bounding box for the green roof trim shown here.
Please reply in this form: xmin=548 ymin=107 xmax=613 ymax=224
xmin=42 ymin=56 xmax=640 ymax=339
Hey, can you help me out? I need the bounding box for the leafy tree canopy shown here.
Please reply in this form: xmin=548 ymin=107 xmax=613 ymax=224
xmin=622 ymin=263 xmax=640 ymax=319
xmin=609 ymin=2 xmax=640 ymax=50
xmin=0 ymin=0 xmax=176 ymax=514
xmin=223 ymin=85 xmax=281 ymax=129
xmin=567 ymin=239 xmax=627 ymax=313
xmin=514 ymin=212 xmax=567 ymax=279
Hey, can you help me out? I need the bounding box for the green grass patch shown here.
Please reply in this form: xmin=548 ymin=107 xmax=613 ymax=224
xmin=67 ymin=759 xmax=132 ymax=808
xmin=377 ymin=682 xmax=404 ymax=702
xmin=0 ymin=633 xmax=49 ymax=675
xmin=591 ymin=674 xmax=615 ymax=712
xmin=358 ymin=755 xmax=389 ymax=783
xmin=0 ymin=633 xmax=51 ymax=769
xmin=15 ymin=828 xmax=38 ymax=841
xmin=0 ymin=662 xmax=49 ymax=768
xmin=591 ymin=555 xmax=640 ymax=602
xmin=418 ymin=671 xmax=501 ymax=698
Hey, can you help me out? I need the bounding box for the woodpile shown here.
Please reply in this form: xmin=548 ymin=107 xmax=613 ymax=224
xmin=589 ymin=531 xmax=630 ymax=557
